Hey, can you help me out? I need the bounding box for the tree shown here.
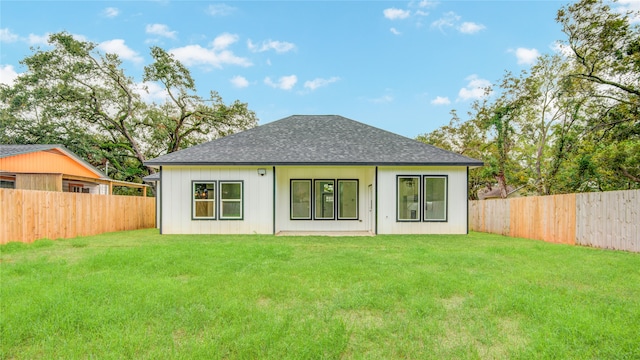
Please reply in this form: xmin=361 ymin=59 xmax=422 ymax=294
xmin=516 ymin=54 xmax=593 ymax=195
xmin=0 ymin=32 xmax=258 ymax=186
xmin=474 ymin=73 xmax=529 ymax=199
xmin=557 ymin=0 xmax=640 ymax=188
xmin=416 ymin=110 xmax=492 ymax=200
xmin=1 ymin=32 xmax=149 ymax=180
xmin=557 ymin=0 xmax=640 ymax=104
xmin=141 ymin=47 xmax=257 ymax=158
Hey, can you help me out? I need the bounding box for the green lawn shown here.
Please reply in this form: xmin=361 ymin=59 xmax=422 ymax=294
xmin=1 ymin=230 xmax=639 ymax=359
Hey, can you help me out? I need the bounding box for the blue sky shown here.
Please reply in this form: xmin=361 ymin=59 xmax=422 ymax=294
xmin=1 ymin=1 xmax=572 ymax=138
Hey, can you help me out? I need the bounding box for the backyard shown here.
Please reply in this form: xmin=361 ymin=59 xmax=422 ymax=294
xmin=1 ymin=230 xmax=638 ymax=359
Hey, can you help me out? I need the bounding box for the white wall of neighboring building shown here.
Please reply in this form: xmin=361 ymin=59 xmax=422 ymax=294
xmin=377 ymin=166 xmax=469 ymax=234
xmin=160 ymin=166 xmax=274 ymax=234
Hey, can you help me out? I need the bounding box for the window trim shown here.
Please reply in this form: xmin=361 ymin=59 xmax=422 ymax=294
xmin=396 ymin=175 xmax=421 ymax=222
xmin=314 ymin=179 xmax=336 ymax=220
xmin=423 ymin=175 xmax=448 ymax=222
xmin=290 ymin=179 xmax=312 ymax=220
xmin=337 ymin=179 xmax=359 ymax=220
xmin=192 ymin=181 xmax=216 ymax=220
xmin=69 ymin=183 xmax=84 ymax=193
xmin=219 ymin=180 xmax=244 ymax=220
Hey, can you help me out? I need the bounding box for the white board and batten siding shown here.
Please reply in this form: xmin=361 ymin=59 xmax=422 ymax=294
xmin=275 ymin=166 xmax=376 ymax=233
xmin=377 ymin=166 xmax=469 ymax=234
xmin=160 ymin=166 xmax=274 ymax=234
xmin=160 ymin=165 xmax=471 ymax=235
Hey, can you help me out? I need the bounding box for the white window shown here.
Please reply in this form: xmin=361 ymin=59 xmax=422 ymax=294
xmin=193 ymin=182 xmax=216 ymax=219
xmin=397 ymin=176 xmax=420 ymax=221
xmin=314 ymin=180 xmax=335 ymax=220
xmin=291 ymin=179 xmax=312 ymax=220
xmin=69 ymin=183 xmax=84 ymax=193
xmin=220 ymin=181 xmax=243 ymax=220
xmin=424 ymin=176 xmax=447 ymax=221
xmin=338 ymin=180 xmax=358 ymax=220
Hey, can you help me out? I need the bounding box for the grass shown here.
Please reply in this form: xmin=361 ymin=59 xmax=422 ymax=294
xmin=1 ymin=230 xmax=639 ymax=359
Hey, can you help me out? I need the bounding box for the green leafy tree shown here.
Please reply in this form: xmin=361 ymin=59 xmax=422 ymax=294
xmin=557 ymin=0 xmax=640 ymax=188
xmin=0 ymin=32 xmax=258 ymax=187
xmin=417 ymin=111 xmax=493 ymax=200
xmin=142 ymin=47 xmax=257 ymax=158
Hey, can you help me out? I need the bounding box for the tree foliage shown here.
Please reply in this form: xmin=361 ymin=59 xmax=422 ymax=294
xmin=0 ymin=32 xmax=258 ymax=188
xmin=418 ymin=0 xmax=640 ymax=198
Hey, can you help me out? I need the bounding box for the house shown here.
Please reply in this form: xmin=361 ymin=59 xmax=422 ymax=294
xmin=0 ymin=144 xmax=149 ymax=195
xmin=144 ymin=115 xmax=483 ymax=235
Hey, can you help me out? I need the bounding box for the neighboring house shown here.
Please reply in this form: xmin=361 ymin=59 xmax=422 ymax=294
xmin=144 ymin=115 xmax=483 ymax=235
xmin=0 ymin=144 xmax=148 ymax=195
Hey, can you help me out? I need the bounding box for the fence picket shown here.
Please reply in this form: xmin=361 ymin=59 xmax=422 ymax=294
xmin=470 ymin=189 xmax=639 ymax=252
xmin=0 ymin=189 xmax=155 ymax=244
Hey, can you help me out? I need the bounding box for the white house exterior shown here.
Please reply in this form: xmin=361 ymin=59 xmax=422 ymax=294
xmin=145 ymin=115 xmax=483 ymax=235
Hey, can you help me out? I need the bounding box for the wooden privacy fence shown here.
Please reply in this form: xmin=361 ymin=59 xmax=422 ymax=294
xmin=0 ymin=188 xmax=155 ymax=244
xmin=469 ymin=189 xmax=640 ymax=252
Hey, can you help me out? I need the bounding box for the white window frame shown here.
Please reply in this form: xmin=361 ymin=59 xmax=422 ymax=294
xmin=337 ymin=179 xmax=359 ymax=220
xmin=219 ymin=181 xmax=243 ymax=220
xmin=291 ymin=179 xmax=312 ymax=220
xmin=192 ymin=181 xmax=216 ymax=220
xmin=397 ymin=176 xmax=421 ymax=222
xmin=423 ymin=175 xmax=448 ymax=222
xmin=314 ymin=179 xmax=335 ymax=220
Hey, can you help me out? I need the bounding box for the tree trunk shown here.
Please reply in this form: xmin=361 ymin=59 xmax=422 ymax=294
xmin=496 ymin=171 xmax=508 ymax=199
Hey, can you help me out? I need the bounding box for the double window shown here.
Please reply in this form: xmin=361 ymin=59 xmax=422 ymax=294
xmin=397 ymin=175 xmax=447 ymax=222
xmin=291 ymin=179 xmax=358 ymax=220
xmin=192 ymin=181 xmax=243 ymax=220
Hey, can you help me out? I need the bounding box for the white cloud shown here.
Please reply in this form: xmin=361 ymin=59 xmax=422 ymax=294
xmin=103 ymin=7 xmax=119 ymax=18
xmin=431 ymin=11 xmax=460 ymax=31
xmin=617 ymin=0 xmax=640 ymax=23
xmin=369 ymin=94 xmax=394 ymax=104
xmin=264 ymin=75 xmax=297 ymax=90
xmin=98 ymin=39 xmax=144 ymax=63
xmin=0 ymin=28 xmax=19 ymax=43
xmin=431 ymin=96 xmax=451 ymax=105
xmin=212 ymin=33 xmax=238 ymax=51
xmin=170 ymin=44 xmax=252 ymax=68
xmin=552 ymin=41 xmax=574 ymax=58
xmin=514 ymin=47 xmax=540 ymax=65
xmin=304 ymin=76 xmax=340 ymax=91
xmin=414 ymin=0 xmax=438 ymax=8
xmin=458 ymin=22 xmax=485 ymax=34
xmin=458 ymin=75 xmax=492 ymax=101
xmin=146 ymin=24 xmax=177 ymax=39
xmin=207 ymin=4 xmax=236 ymax=16
xmin=384 ymin=8 xmax=411 ymax=20
xmin=134 ymin=81 xmax=170 ymax=103
xmin=247 ymin=39 xmax=295 ymax=53
xmin=0 ymin=64 xmax=19 ymax=86
xmin=27 ymin=33 xmax=49 ymax=45
xmin=390 ymin=27 xmax=401 ymax=35
xmin=230 ymin=75 xmax=249 ymax=88
xmin=415 ymin=10 xmax=429 ymax=17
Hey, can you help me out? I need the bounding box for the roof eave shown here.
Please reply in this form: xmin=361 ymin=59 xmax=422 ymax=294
xmin=144 ymin=161 xmax=484 ymax=167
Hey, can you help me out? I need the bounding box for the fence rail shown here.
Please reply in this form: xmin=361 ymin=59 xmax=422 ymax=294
xmin=469 ymin=189 xmax=639 ymax=252
xmin=0 ymin=188 xmax=155 ymax=244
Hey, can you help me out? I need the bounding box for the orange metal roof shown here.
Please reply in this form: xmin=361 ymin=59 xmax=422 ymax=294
xmin=0 ymin=148 xmax=101 ymax=179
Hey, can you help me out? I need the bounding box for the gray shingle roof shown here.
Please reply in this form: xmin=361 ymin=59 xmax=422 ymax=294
xmin=0 ymin=144 xmax=62 ymax=159
xmin=144 ymin=115 xmax=483 ymax=167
